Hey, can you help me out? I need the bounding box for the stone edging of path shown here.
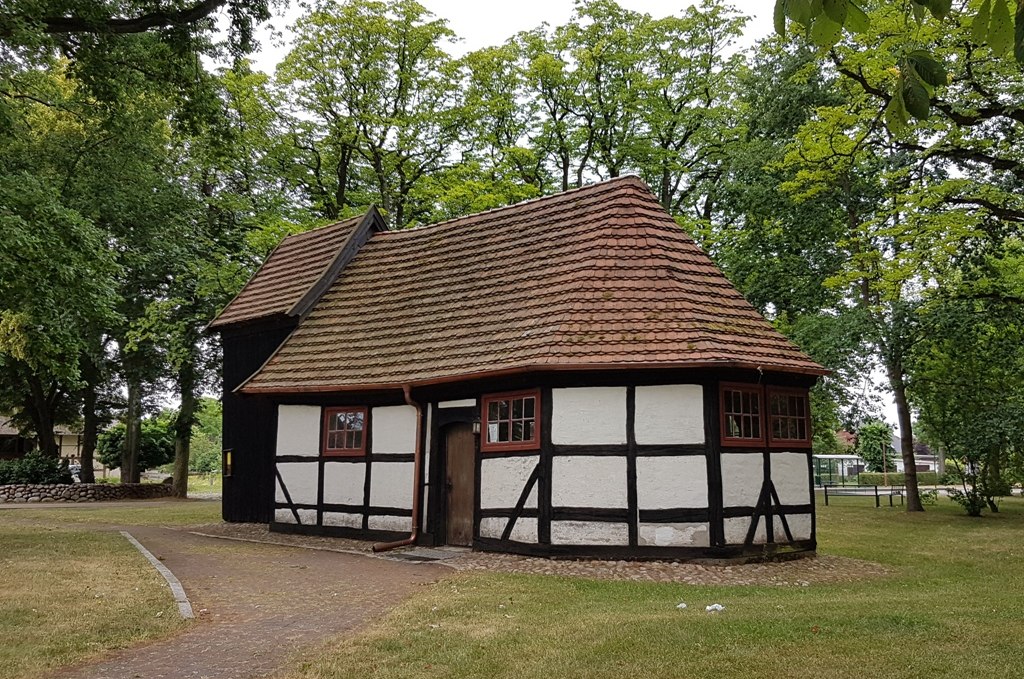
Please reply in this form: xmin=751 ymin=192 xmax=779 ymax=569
xmin=120 ymin=530 xmax=195 ymax=618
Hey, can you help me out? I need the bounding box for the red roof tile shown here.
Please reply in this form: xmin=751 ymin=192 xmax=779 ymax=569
xmin=207 ymin=215 xmax=371 ymax=329
xmin=239 ymin=177 xmax=826 ymax=393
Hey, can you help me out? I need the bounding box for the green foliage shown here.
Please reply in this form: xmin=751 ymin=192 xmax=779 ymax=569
xmin=188 ymin=398 xmax=222 ymax=474
xmin=856 ymin=420 xmax=897 ymax=473
xmin=0 ymin=452 xmax=73 ymax=485
xmin=910 ymin=243 xmax=1024 ymax=515
xmin=858 ymin=471 xmax=940 ymax=487
xmin=97 ymin=414 xmax=176 ymax=472
xmin=773 ymin=0 xmax=1023 ymax=130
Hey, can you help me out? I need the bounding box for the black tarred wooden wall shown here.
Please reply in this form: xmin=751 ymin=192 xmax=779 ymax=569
xmin=221 ymin=320 xmax=296 ymax=523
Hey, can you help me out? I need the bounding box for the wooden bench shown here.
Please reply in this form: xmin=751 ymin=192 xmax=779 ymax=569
xmin=822 ymin=484 xmax=905 ymax=507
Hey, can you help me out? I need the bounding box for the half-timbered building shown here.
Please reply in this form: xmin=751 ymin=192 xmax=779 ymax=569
xmin=208 ymin=176 xmax=827 ymax=560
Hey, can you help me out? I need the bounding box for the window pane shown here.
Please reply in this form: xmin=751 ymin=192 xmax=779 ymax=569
xmin=488 ymin=401 xmax=500 ymax=420
xmin=498 ymin=400 xmax=509 ymax=419
xmin=498 ymin=421 xmax=509 ymax=442
xmin=352 ymin=430 xmax=363 ymax=449
xmin=488 ymin=423 xmax=500 ymax=443
xmin=512 ymin=398 xmax=524 ymax=419
xmin=328 ymin=432 xmax=339 ymax=449
xmin=524 ymin=397 xmax=535 ymax=418
xmin=751 ymin=416 xmax=760 ymax=438
xmin=331 ymin=413 xmax=343 ymax=432
xmin=727 ymin=415 xmax=739 ymax=437
xmin=350 ymin=411 xmax=364 ymax=431
xmin=345 ymin=430 xmax=355 ymax=449
xmin=524 ymin=420 xmax=534 ymax=441
xmin=750 ymin=393 xmax=760 ymax=415
xmin=512 ymin=421 xmax=524 ymax=441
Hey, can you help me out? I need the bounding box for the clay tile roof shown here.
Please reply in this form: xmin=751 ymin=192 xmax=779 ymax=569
xmin=207 ymin=214 xmax=372 ymax=330
xmin=239 ymin=176 xmax=826 ymax=393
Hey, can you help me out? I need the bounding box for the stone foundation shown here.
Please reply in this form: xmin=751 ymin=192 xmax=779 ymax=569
xmin=0 ymin=483 xmax=173 ymax=503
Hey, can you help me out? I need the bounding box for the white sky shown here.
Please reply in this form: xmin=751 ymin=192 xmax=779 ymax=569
xmin=250 ymin=0 xmax=774 ymax=73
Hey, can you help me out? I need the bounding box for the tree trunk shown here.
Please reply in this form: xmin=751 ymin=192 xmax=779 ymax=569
xmin=122 ymin=376 xmax=142 ymax=484
xmin=79 ymin=366 xmax=99 ymax=484
xmin=25 ymin=374 xmax=59 ymax=457
xmin=887 ymin=367 xmax=923 ymax=512
xmin=171 ymin=360 xmax=198 ymax=499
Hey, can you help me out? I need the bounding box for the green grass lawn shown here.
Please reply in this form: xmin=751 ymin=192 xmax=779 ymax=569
xmin=2 ymin=498 xmax=222 ymax=527
xmin=0 ymin=500 xmax=221 ymax=678
xmin=283 ymin=497 xmax=1024 ymax=679
xmin=187 ymin=473 xmax=223 ymax=495
xmin=0 ymin=525 xmax=189 ymax=678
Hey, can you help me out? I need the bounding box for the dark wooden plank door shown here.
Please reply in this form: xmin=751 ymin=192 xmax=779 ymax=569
xmin=445 ymin=423 xmax=475 ymax=546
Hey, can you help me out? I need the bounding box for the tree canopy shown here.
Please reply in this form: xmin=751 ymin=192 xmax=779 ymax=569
xmin=1 ymin=0 xmax=1021 ymax=511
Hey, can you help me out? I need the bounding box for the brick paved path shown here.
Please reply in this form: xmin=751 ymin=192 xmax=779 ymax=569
xmin=55 ymin=527 xmax=444 ymax=679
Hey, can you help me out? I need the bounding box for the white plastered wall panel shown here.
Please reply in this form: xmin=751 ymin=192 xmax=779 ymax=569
xmin=276 ymin=405 xmax=322 ymax=457
xmin=322 ymin=463 xmax=366 ymax=506
xmin=479 ymin=517 xmax=538 ymax=543
xmin=275 ymin=462 xmax=318 ymax=504
xmin=297 ymin=509 xmax=317 ymax=525
xmin=371 ymin=405 xmax=418 ymax=454
xmin=770 ymin=452 xmax=811 ymax=506
xmin=634 ymin=385 xmax=705 ymax=445
xmin=551 ymin=387 xmax=627 ymax=445
xmin=480 ymin=455 xmax=539 ymax=509
xmin=721 ymin=453 xmax=764 ymax=507
xmin=421 ymin=405 xmax=433 ymax=533
xmin=438 ymin=399 xmax=476 ymax=409
xmin=369 ymin=461 xmax=414 ymax=509
xmin=550 ymin=521 xmax=629 ymax=545
xmin=775 ymin=513 xmax=812 ymax=541
xmin=274 ymin=508 xmax=296 ymax=524
xmin=636 ymin=456 xmax=707 ymax=509
xmin=724 ymin=516 xmax=767 ymax=544
xmin=368 ymin=515 xmax=412 ymax=533
xmin=638 ymin=523 xmax=710 ymax=547
xmin=551 ymin=456 xmax=627 ymax=508
xmin=323 ymin=512 xmax=362 ymax=529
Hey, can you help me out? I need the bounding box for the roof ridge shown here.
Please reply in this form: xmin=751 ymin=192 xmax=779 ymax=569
xmin=279 ymin=213 xmax=366 ymax=243
xmin=396 ymin=175 xmax=649 ymax=234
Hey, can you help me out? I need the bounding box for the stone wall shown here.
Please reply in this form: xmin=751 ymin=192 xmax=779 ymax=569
xmin=0 ymin=483 xmax=173 ymax=503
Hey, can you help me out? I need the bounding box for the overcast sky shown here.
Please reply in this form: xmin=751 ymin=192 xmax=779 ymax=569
xmin=249 ymin=0 xmax=774 ymax=73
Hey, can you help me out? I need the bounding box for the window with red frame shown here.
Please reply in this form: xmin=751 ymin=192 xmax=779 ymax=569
xmin=482 ymin=390 xmax=540 ymax=452
xmin=768 ymin=389 xmax=810 ymax=445
xmin=720 ymin=384 xmax=765 ymax=446
xmin=322 ymin=407 xmax=367 ymax=456
xmin=719 ymin=384 xmax=812 ymax=447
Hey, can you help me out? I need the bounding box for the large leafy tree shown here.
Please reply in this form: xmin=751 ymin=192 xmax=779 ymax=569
xmin=276 ymin=0 xmax=467 ymax=228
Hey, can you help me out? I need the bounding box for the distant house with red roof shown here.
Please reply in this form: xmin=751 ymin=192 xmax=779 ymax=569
xmin=208 ymin=177 xmax=826 ymax=560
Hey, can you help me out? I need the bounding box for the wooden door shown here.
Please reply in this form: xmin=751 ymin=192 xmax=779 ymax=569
xmin=445 ymin=423 xmax=475 ymax=546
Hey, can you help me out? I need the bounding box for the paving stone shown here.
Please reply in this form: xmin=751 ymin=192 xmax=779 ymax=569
xmin=56 ymin=528 xmax=444 ymax=679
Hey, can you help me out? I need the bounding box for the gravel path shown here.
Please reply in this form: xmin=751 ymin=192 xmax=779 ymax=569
xmin=191 ymin=522 xmax=891 ymax=587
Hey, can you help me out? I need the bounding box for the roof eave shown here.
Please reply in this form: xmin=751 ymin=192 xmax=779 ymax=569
xmin=236 ymin=359 xmax=830 ymax=395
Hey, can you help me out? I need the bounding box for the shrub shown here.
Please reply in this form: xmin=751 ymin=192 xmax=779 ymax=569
xmin=0 ymin=452 xmax=74 ymax=485
xmin=858 ymin=471 xmax=940 ymax=486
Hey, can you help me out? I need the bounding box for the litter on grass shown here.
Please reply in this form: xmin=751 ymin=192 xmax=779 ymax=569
xmin=705 ymin=604 xmax=725 ymax=613
xmin=676 ymin=602 xmax=688 ymax=610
